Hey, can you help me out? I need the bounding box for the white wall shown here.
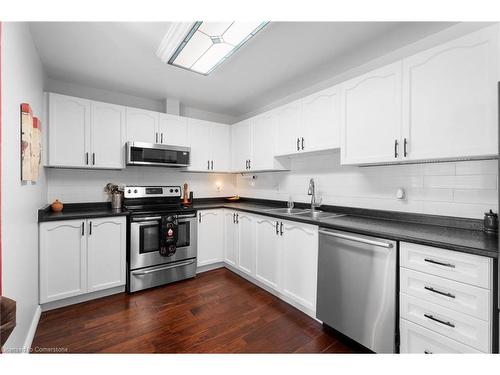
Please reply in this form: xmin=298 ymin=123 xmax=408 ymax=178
xmin=1 ymin=22 xmax=46 ymax=350
xmin=44 ymin=78 xmax=238 ymax=124
xmin=46 ymin=168 xmax=237 ymax=203
xmin=237 ymin=152 xmax=498 ymax=219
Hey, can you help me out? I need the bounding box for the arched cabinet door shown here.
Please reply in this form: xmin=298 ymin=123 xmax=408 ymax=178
xmin=402 ymin=25 xmax=498 ymax=161
xmin=126 ymin=107 xmax=158 ymax=144
xmin=223 ymin=210 xmax=238 ymax=267
xmin=87 ymin=217 xmax=126 ymax=292
xmin=236 ymin=213 xmax=255 ymax=276
xmin=197 ymin=210 xmax=224 ymax=267
xmin=281 ymin=220 xmax=318 ymax=312
xmin=340 ymin=62 xmax=403 ymax=165
xmin=255 ymin=216 xmax=281 ymax=291
xmin=40 ymin=219 xmax=87 ymax=303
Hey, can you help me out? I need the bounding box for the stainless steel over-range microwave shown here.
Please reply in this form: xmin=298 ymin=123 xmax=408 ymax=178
xmin=126 ymin=142 xmax=190 ymax=167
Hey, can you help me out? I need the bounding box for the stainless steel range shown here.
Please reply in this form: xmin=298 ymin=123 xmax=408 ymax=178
xmin=124 ymin=186 xmax=197 ymax=293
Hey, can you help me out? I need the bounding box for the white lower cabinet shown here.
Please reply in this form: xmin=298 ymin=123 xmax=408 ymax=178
xmin=87 ymin=217 xmax=127 ymax=292
xmin=400 ymin=242 xmax=493 ymax=353
xmin=197 ymin=209 xmax=224 ymax=267
xmin=237 ymin=213 xmax=256 ymax=276
xmin=220 ymin=210 xmax=319 ymax=316
xmin=254 ymin=216 xmax=281 ymax=290
xmin=39 ymin=216 xmax=126 ymax=304
xmin=281 ymin=220 xmax=319 ymax=312
xmin=223 ymin=210 xmax=238 ymax=267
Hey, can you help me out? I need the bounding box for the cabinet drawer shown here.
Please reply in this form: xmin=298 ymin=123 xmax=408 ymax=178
xmin=400 ymin=293 xmax=491 ymax=352
xmin=400 ymin=267 xmax=491 ymax=321
xmin=400 ymin=319 xmax=482 ymax=353
xmin=400 ymin=242 xmax=491 ymax=288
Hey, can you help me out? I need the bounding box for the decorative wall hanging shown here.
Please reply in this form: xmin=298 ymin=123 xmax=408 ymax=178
xmin=20 ymin=103 xmax=41 ymax=182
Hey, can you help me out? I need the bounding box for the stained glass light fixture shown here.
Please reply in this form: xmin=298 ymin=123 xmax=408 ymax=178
xmin=158 ymin=22 xmax=269 ymax=75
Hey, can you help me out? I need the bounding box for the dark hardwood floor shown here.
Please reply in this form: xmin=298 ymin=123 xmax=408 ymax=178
xmin=32 ymin=268 xmax=360 ymax=353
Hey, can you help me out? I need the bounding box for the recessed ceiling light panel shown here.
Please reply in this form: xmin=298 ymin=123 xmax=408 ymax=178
xmin=159 ymin=21 xmax=268 ymax=75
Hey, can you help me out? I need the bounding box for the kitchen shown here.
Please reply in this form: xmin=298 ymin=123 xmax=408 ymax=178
xmin=0 ymin=5 xmax=499 ymax=369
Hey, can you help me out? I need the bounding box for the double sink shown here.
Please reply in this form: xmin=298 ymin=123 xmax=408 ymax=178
xmin=263 ymin=207 xmax=345 ymax=220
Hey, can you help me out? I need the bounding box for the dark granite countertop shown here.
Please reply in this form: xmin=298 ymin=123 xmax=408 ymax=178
xmin=38 ymin=202 xmax=129 ymax=222
xmin=192 ymin=200 xmax=498 ymax=259
xmin=38 ymin=198 xmax=498 ymax=258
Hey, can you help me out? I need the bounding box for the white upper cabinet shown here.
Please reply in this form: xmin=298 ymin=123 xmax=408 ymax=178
xmin=301 ymin=85 xmax=341 ymax=152
xmin=126 ymin=107 xmax=159 ymax=144
xmin=48 ymin=93 xmax=90 ymax=167
xmin=210 ymin=123 xmax=231 ymax=172
xmin=187 ymin=118 xmax=231 ymax=172
xmin=274 ymin=100 xmax=302 ymax=156
xmin=158 ymin=113 xmax=188 ymax=146
xmin=90 ymin=101 xmax=126 ymax=169
xmin=340 ymin=61 xmax=403 ymax=165
xmin=231 ymin=120 xmax=252 ymax=171
xmin=86 ymin=217 xmax=126 ymax=293
xmin=402 ymin=25 xmax=499 ymax=161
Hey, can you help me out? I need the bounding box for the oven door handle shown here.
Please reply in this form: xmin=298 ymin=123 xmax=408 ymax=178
xmin=131 ymin=260 xmax=196 ymax=276
xmin=132 ymin=216 xmax=162 ymax=222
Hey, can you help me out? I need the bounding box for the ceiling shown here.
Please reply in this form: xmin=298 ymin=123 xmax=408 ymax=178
xmin=29 ymin=22 xmax=455 ymax=118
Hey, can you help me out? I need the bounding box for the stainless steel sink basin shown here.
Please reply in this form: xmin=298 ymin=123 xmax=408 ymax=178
xmin=294 ymin=210 xmax=345 ymax=220
xmin=264 ymin=207 xmax=309 ymax=215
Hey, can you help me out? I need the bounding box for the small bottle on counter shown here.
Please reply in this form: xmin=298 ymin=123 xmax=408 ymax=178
xmin=483 ymin=210 xmax=498 ymax=233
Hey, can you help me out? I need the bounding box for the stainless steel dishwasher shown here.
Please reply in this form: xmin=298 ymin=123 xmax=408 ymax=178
xmin=317 ymin=228 xmax=397 ymax=353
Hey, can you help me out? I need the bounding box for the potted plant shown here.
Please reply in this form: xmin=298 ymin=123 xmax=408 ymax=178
xmin=104 ymin=183 xmax=123 ymax=209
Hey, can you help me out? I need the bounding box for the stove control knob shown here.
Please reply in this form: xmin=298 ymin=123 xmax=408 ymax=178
xmin=175 ymin=189 xmax=179 ymax=193
xmin=127 ymin=189 xmax=131 ymax=194
xmin=169 ymin=189 xmax=173 ymax=193
xmin=134 ymin=189 xmax=138 ymax=193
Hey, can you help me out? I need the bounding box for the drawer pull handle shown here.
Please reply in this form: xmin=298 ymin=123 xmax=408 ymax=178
xmin=424 ymin=313 xmax=455 ymax=328
xmin=424 ymin=258 xmax=456 ymax=268
xmin=424 ymin=286 xmax=456 ymax=299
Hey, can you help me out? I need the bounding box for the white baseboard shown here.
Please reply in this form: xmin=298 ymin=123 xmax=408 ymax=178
xmin=41 ymin=286 xmax=125 ymax=312
xmin=22 ymin=305 xmax=41 ymax=352
xmin=196 ymin=262 xmax=224 ymax=274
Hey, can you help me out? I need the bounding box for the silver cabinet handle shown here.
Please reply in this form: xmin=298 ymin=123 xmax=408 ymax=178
xmin=248 ymin=159 xmax=251 ymax=169
xmin=211 ymin=160 xmax=214 ymax=170
xmin=155 ymin=132 xmax=158 ymax=143
xmin=276 ymin=221 xmax=279 ymax=235
xmin=132 ymin=260 xmax=195 ymax=276
xmin=199 ymin=213 xmax=202 ymax=223
xmin=424 ymin=286 xmax=456 ymax=299
xmin=236 ymin=213 xmax=239 ymax=224
xmin=92 ymin=152 xmax=95 ymax=165
xmin=424 ymin=258 xmax=456 ymax=268
xmin=89 ymin=221 xmax=92 ymax=235
xmin=319 ymin=229 xmax=393 ymax=249
xmin=424 ymin=313 xmax=455 ymax=328
xmin=161 ymin=133 xmax=164 ymax=144
xmin=280 ymin=222 xmax=283 ymax=236
xmin=403 ymin=137 xmax=408 ymax=157
xmin=296 ymin=138 xmax=300 ymax=151
xmin=301 ymin=137 xmax=304 ymax=150
xmin=81 ymin=221 xmax=85 ymax=236
xmin=394 ymin=139 xmax=399 ymax=158
xmin=207 ymin=160 xmax=210 ymax=170
xmin=85 ymin=152 xmax=89 ymax=165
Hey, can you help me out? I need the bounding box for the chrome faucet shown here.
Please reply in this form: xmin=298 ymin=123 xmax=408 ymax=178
xmin=307 ymin=178 xmax=322 ymax=213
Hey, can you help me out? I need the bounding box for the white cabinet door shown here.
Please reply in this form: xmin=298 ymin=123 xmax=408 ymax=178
xmin=90 ymin=101 xmax=126 ymax=169
xmin=274 ymin=101 xmax=301 ymax=156
xmin=231 ymin=120 xmax=252 ymax=172
xmin=126 ymin=107 xmax=159 ymax=144
xmin=223 ymin=210 xmax=238 ymax=267
xmin=252 ymin=111 xmax=277 ymax=170
xmin=39 ymin=219 xmax=87 ymax=303
xmin=281 ymin=220 xmax=318 ymax=311
xmin=301 ymin=85 xmax=341 ymax=152
xmin=187 ymin=118 xmax=212 ymax=171
xmin=48 ymin=93 xmax=90 ymax=167
xmin=255 ymin=216 xmax=281 ymax=291
xmin=197 ymin=210 xmax=224 ymax=267
xmin=158 ymin=113 xmax=188 ymax=146
xmin=237 ymin=213 xmax=255 ymax=276
xmin=340 ymin=62 xmax=403 ymax=165
xmin=402 ymin=25 xmax=499 ymax=161
xmin=86 ymin=217 xmax=126 ymax=293
xmin=211 ymin=123 xmax=231 ymax=172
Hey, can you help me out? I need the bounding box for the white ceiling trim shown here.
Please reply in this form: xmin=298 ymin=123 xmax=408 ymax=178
xmin=156 ymin=22 xmax=194 ymax=63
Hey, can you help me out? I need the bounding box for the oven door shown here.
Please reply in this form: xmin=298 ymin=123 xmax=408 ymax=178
xmin=130 ymin=213 xmax=197 ymax=270
xmin=126 ymin=142 xmax=190 ymax=167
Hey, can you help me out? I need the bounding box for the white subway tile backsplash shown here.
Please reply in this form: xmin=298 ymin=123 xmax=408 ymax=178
xmin=237 ymin=153 xmax=498 ymax=219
